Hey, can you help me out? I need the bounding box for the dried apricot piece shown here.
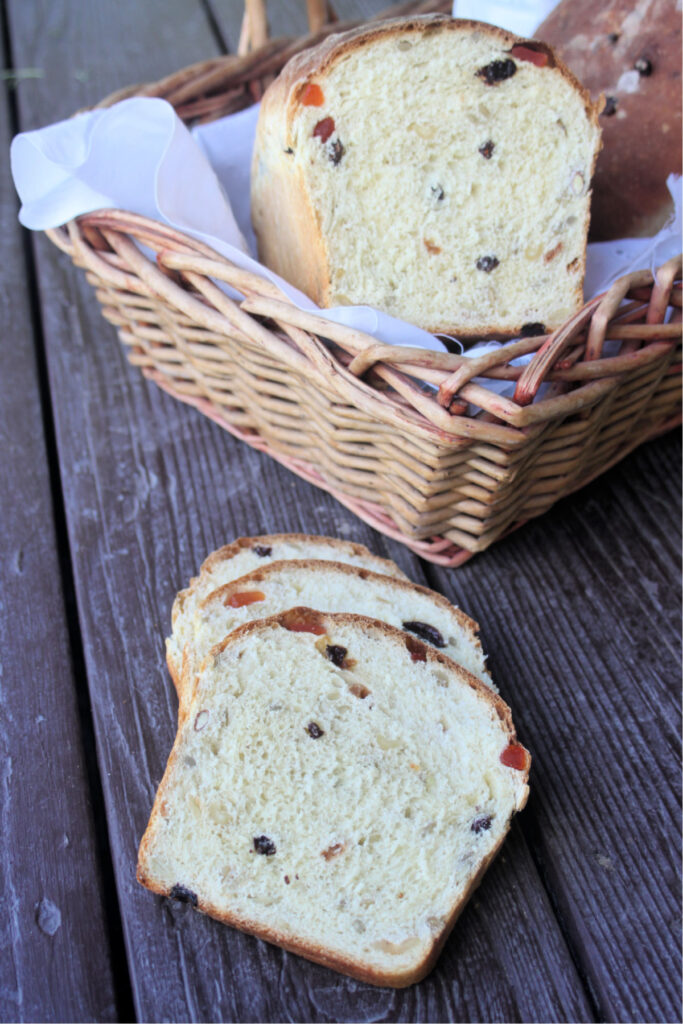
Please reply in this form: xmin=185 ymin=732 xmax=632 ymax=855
xmin=281 ymin=608 xmax=327 ymax=635
xmin=224 ymin=590 xmax=265 ymax=608
xmin=509 ymin=44 xmax=549 ymax=68
xmin=500 ymin=743 xmax=528 ymax=770
xmin=321 ymin=842 xmax=344 ymax=860
xmin=405 ymin=636 xmax=427 ymax=663
xmin=300 ymin=83 xmax=324 ymax=106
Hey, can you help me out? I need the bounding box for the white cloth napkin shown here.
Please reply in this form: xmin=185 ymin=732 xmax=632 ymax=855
xmin=11 ymin=96 xmax=443 ymax=353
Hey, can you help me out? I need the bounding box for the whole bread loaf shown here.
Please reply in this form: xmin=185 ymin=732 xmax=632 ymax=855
xmin=178 ymin=558 xmax=493 ymax=714
xmin=536 ymin=0 xmax=681 ymax=240
xmin=251 ymin=15 xmax=602 ymax=337
xmin=138 ymin=609 xmax=530 ymax=986
xmin=167 ymin=534 xmax=407 ymax=690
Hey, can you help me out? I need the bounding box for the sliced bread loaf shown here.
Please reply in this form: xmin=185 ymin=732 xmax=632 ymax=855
xmin=168 ymin=534 xmax=407 ymax=690
xmin=178 ymin=558 xmax=493 ymax=715
xmin=138 ymin=609 xmax=530 ymax=987
xmin=251 ymin=15 xmax=602 ymax=336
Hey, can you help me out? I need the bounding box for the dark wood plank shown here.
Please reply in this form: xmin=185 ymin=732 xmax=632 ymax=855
xmin=18 ymin=263 xmax=595 ymax=1023
xmin=427 ymin=429 xmax=682 ymax=1024
xmin=0 ymin=17 xmax=119 ymax=1024
xmin=9 ymin=0 xmax=598 ymax=1019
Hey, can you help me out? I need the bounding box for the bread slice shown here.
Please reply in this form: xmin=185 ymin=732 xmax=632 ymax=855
xmin=178 ymin=558 xmax=493 ymax=716
xmin=251 ymin=15 xmax=602 ymax=336
xmin=138 ymin=609 xmax=530 ymax=987
xmin=167 ymin=534 xmax=407 ymax=691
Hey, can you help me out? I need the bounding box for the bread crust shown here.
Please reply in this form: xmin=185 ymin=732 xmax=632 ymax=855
xmin=251 ymin=14 xmax=602 ymax=337
xmin=199 ymin=557 xmax=480 ymax=636
xmin=207 ymin=608 xmax=512 ymax=722
xmin=168 ymin=534 xmax=407 ymax=688
xmin=176 ymin=556 xmax=487 ymax=712
xmin=198 ymin=533 xmax=407 ymax=580
xmin=172 ymin=533 xmax=406 ymax=628
xmin=137 ymin=824 xmax=511 ymax=987
xmin=138 ymin=609 xmax=530 ymax=987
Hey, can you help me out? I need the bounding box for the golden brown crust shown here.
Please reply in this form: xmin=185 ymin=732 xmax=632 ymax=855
xmin=252 ymin=14 xmax=602 ymax=335
xmin=172 ymin=533 xmax=395 ymax=628
xmin=138 ymin=608 xmax=529 ymax=987
xmin=175 ymin=557 xmax=485 ymax=710
xmin=178 ymin=577 xmax=487 ymax=721
xmin=198 ymin=533 xmax=406 ymax=579
xmin=275 ymin=15 xmax=599 ymax=125
xmin=198 ymin=557 xmax=480 ymax=636
xmin=136 ymin=862 xmax=436 ymax=987
xmin=169 ymin=534 xmax=406 ymax=685
xmin=136 ymin=852 xmax=438 ymax=987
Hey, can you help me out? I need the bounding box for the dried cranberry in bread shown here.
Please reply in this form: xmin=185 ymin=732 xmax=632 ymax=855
xmin=138 ymin=610 xmax=530 ymax=987
xmin=536 ymin=0 xmax=681 ymax=240
xmin=178 ymin=558 xmax=493 ymax=715
xmin=167 ymin=534 xmax=407 ymax=691
xmin=251 ymin=15 xmax=601 ymax=337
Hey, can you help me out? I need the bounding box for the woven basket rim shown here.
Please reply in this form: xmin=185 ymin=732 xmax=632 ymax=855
xmin=57 ymin=199 xmax=681 ymax=438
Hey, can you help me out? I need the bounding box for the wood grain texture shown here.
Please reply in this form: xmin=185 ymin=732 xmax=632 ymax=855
xmin=7 ymin=0 xmax=598 ymax=1020
xmin=427 ymin=429 xmax=682 ymax=1024
xmin=0 ymin=16 xmax=117 ymax=1023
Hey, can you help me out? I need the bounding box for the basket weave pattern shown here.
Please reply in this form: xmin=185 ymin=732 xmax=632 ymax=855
xmin=46 ymin=0 xmax=682 ymax=565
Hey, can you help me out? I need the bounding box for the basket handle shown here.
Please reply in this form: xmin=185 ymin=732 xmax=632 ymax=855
xmin=239 ymin=0 xmax=336 ymax=55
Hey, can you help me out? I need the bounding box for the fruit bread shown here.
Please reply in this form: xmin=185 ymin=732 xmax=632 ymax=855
xmin=167 ymin=534 xmax=407 ymax=690
xmin=138 ymin=609 xmax=530 ymax=987
xmin=251 ymin=14 xmax=602 ymax=337
xmin=536 ymin=0 xmax=681 ymax=240
xmin=178 ymin=558 xmax=493 ymax=715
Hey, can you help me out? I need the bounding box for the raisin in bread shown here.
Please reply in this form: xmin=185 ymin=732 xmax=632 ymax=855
xmin=167 ymin=534 xmax=407 ymax=690
xmin=536 ymin=0 xmax=681 ymax=240
xmin=178 ymin=558 xmax=493 ymax=717
xmin=138 ymin=609 xmax=530 ymax=987
xmin=251 ymin=15 xmax=602 ymax=337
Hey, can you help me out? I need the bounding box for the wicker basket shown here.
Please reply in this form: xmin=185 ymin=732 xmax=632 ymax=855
xmin=46 ymin=0 xmax=682 ymax=566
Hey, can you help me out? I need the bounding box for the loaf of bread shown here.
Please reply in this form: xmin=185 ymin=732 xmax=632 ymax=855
xmin=536 ymin=0 xmax=681 ymax=240
xmin=251 ymin=14 xmax=602 ymax=337
xmin=167 ymin=534 xmax=407 ymax=690
xmin=177 ymin=558 xmax=493 ymax=715
xmin=138 ymin=609 xmax=530 ymax=987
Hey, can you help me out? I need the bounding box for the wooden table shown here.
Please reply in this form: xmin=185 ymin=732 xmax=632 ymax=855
xmin=1 ymin=2 xmax=680 ymax=1021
